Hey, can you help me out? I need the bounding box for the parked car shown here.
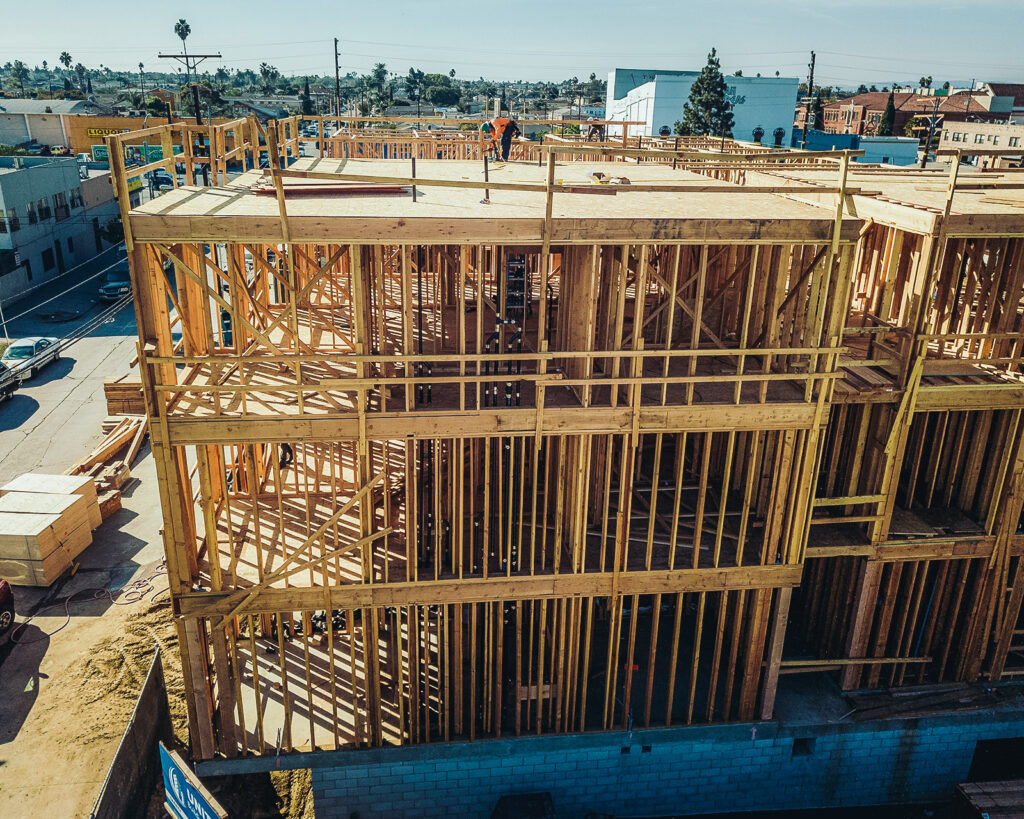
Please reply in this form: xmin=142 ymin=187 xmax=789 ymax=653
xmin=98 ymin=260 xmax=132 ymax=302
xmin=0 ymin=361 xmax=19 ymax=401
xmin=0 ymin=579 xmax=14 ymax=637
xmin=149 ymin=169 xmax=174 ymax=191
xmin=1 ymin=337 xmax=61 ymax=380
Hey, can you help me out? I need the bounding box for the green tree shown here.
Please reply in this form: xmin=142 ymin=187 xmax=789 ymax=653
xmin=59 ymin=51 xmax=72 ymax=84
xmin=74 ymin=62 xmax=86 ymax=92
xmin=371 ymin=63 xmax=387 ymax=94
xmin=259 ymin=63 xmax=280 ymax=94
xmin=422 ymin=73 xmax=460 ymax=108
xmin=919 ymin=75 xmax=932 ymax=89
xmin=10 ymin=61 xmax=28 ymax=96
xmin=877 ymin=91 xmax=896 ymax=135
xmin=301 ymin=77 xmax=313 ymax=115
xmin=856 ymin=84 xmax=869 ymax=94
xmin=406 ymin=68 xmax=425 ymax=118
xmin=674 ymin=48 xmax=735 ymax=137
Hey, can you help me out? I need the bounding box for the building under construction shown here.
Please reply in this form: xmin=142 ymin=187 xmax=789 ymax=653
xmin=107 ymin=118 xmax=1024 ymax=817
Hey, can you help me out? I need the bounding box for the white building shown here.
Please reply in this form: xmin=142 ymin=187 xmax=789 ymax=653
xmin=0 ymin=99 xmax=102 ymax=149
xmin=0 ymin=156 xmax=119 ymax=305
xmin=606 ymin=68 xmax=799 ymax=143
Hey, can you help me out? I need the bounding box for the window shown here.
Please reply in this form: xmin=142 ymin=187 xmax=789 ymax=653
xmin=943 ymin=131 xmax=950 ymax=140
xmin=37 ymin=197 xmax=51 ymax=220
xmin=69 ymin=189 xmax=83 ymax=209
xmin=2 ymin=208 xmax=19 ymax=233
xmin=1011 ymin=137 xmax=1021 ymax=148
xmin=52 ymin=191 xmax=69 ymax=222
xmin=26 ymin=201 xmax=37 ymax=225
xmin=976 ymin=133 xmax=986 ymax=143
xmin=66 ymin=236 xmax=74 ymax=255
xmin=993 ymin=136 xmax=1000 ymax=145
xmin=42 ymin=248 xmax=55 ymax=271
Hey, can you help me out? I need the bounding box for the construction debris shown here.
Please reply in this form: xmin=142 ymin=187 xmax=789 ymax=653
xmin=68 ymin=415 xmax=148 ymax=520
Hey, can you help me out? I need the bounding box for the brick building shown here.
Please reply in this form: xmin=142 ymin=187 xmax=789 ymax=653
xmin=812 ymin=91 xmax=996 ymax=137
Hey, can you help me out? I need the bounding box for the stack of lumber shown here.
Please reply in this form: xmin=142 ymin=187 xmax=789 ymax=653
xmin=844 ymin=682 xmax=1002 ymax=721
xmin=104 ymin=373 xmax=145 ymax=415
xmin=67 ymin=415 xmax=148 ymax=520
xmin=0 ymin=474 xmax=100 ymax=586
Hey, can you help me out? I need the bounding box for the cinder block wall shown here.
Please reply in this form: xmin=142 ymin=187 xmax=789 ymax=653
xmin=310 ymin=711 xmax=1024 ymax=818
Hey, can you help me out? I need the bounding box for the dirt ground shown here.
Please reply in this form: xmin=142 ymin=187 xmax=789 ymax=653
xmin=121 ymin=600 xmax=316 ymax=819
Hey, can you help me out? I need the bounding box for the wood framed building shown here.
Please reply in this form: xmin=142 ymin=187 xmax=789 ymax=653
xmin=107 ymin=118 xmax=1024 ymax=765
xmin=711 ymin=160 xmax=1024 ymax=689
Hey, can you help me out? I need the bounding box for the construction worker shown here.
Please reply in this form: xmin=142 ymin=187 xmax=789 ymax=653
xmin=490 ymin=115 xmax=522 ymax=162
xmin=479 ymin=120 xmax=500 ymax=161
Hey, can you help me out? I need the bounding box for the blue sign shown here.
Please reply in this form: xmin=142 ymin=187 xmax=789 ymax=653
xmin=159 ymin=742 xmax=227 ymax=819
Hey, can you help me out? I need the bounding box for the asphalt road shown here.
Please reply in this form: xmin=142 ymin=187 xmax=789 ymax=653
xmin=0 ymin=247 xmax=139 ymax=485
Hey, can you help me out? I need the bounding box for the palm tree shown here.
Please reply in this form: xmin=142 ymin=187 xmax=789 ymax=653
xmin=175 ymin=18 xmax=192 ymax=82
xmin=259 ymin=63 xmax=281 ymax=94
xmin=59 ymin=52 xmax=72 ymax=90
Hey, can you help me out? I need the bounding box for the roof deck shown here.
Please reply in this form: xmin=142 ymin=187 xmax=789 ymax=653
xmin=128 ymin=157 xmax=861 ymax=245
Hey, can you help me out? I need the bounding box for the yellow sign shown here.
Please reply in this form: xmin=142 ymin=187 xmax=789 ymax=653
xmin=86 ymin=127 xmax=130 ymax=138
xmin=127 ymin=177 xmax=142 ymax=193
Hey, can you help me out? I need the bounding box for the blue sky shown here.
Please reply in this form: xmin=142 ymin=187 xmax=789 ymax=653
xmin=4 ymin=0 xmax=1022 ymax=87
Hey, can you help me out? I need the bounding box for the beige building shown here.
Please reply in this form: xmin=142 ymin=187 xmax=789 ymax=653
xmin=941 ymin=120 xmax=1024 ymax=168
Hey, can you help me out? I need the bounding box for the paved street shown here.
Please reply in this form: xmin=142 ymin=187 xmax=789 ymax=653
xmin=0 ymin=248 xmax=168 ymax=816
xmin=0 ymin=246 xmax=138 ymax=484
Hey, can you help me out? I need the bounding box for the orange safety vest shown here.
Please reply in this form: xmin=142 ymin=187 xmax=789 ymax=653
xmin=491 ymin=117 xmax=511 ymax=141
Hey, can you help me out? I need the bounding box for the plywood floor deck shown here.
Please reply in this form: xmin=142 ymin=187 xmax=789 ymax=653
xmin=129 ymin=158 xmax=862 ymax=245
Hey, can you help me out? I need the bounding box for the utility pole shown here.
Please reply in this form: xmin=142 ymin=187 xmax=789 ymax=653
xmin=801 ymin=50 xmax=815 ymax=150
xmin=334 ymin=38 xmax=342 ymax=122
xmin=159 ymin=48 xmax=221 ymax=185
xmin=921 ymin=96 xmax=940 ymax=168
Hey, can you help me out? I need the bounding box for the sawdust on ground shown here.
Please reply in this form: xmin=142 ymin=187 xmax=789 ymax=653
xmin=125 ymin=602 xmax=315 ymax=819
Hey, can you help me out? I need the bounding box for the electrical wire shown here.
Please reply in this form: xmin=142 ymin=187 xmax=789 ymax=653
xmin=8 ymin=559 xmax=168 ymax=645
xmin=4 ymin=253 xmax=126 ymax=325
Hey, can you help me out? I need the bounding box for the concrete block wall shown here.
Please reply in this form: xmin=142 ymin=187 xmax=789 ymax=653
xmin=308 ymin=710 xmax=1024 ymax=818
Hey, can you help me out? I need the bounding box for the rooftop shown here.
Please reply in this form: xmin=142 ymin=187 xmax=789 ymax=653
xmin=828 ymin=91 xmax=992 ymax=115
xmin=0 ymin=98 xmax=101 ymax=115
xmin=0 ymin=155 xmax=78 ymax=175
xmin=743 ymin=166 xmax=1024 ymax=236
xmin=129 ymin=156 xmax=861 ymax=245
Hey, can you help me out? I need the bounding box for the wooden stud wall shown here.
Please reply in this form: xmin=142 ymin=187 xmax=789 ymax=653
xmin=105 ymin=120 xmax=1024 ymax=763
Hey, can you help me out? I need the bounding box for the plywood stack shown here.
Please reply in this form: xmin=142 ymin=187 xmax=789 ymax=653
xmin=104 ymin=373 xmax=145 ymax=415
xmin=0 ymin=475 xmax=100 ymax=586
xmin=1 ymin=473 xmax=101 ymax=528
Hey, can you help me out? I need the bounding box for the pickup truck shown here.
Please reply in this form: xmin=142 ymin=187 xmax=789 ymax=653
xmin=98 ymin=259 xmax=132 ymax=302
